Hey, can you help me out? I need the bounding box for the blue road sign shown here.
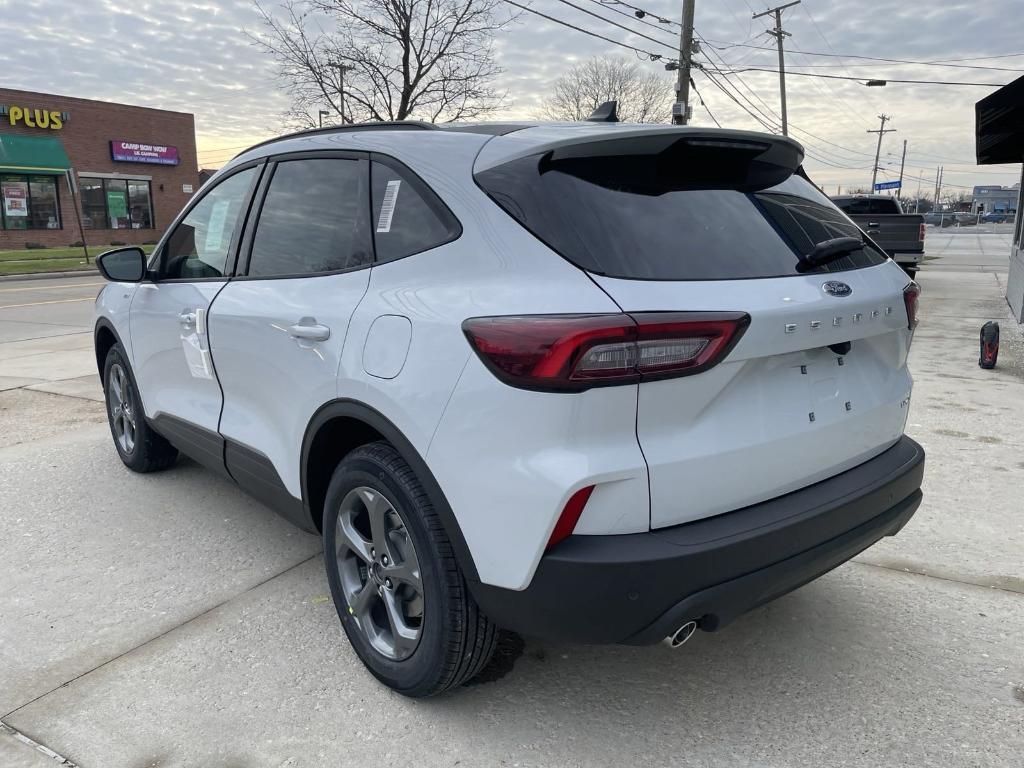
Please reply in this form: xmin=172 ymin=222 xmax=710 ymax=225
xmin=874 ymin=180 xmax=902 ymax=191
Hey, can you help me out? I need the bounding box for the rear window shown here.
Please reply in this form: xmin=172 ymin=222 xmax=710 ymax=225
xmin=476 ymin=152 xmax=887 ymax=280
xmin=833 ymin=197 xmax=901 ymax=215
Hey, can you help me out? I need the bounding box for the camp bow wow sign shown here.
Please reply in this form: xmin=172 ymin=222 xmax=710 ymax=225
xmin=110 ymin=140 xmax=180 ymax=166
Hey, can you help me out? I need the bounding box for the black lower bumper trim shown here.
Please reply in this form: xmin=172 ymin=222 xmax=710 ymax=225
xmin=469 ymin=436 xmax=925 ymax=645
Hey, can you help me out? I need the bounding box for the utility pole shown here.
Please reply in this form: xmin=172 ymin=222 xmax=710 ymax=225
xmin=868 ymin=114 xmax=896 ymax=191
xmin=753 ymin=1 xmax=800 ymax=136
xmin=936 ymin=166 xmax=944 ymax=208
xmin=328 ymin=61 xmax=355 ymax=123
xmin=897 ymin=139 xmax=907 ymax=200
xmin=672 ymin=0 xmax=696 ymax=125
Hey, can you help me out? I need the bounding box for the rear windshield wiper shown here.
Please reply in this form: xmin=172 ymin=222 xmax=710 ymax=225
xmin=797 ymin=236 xmax=863 ymax=273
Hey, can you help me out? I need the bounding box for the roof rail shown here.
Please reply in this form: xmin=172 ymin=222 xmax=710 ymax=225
xmin=234 ymin=120 xmax=439 ymax=159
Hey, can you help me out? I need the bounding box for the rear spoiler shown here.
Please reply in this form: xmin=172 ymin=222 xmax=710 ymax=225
xmin=475 ymin=127 xmax=805 ymax=192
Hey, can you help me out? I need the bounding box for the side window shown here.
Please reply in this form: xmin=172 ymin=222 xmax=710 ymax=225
xmin=162 ymin=167 xmax=257 ymax=280
xmin=371 ymin=159 xmax=460 ymax=263
xmin=868 ymin=199 xmax=899 ymax=214
xmin=247 ymin=158 xmax=371 ymax=277
xmin=837 ymin=198 xmax=870 ymax=215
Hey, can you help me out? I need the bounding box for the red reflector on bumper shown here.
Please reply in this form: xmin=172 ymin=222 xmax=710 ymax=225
xmin=547 ymin=485 xmax=595 ymax=550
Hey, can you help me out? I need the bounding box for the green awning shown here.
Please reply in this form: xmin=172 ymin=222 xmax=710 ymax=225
xmin=0 ymin=134 xmax=71 ymax=175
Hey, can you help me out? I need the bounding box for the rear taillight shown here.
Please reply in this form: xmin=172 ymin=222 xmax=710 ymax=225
xmin=919 ymin=223 xmax=926 ymax=242
xmin=903 ymin=282 xmax=920 ymax=330
xmin=462 ymin=312 xmax=750 ymax=392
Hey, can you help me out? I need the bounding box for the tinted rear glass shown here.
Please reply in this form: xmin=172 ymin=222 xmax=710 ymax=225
xmin=833 ymin=197 xmax=901 ymax=215
xmin=476 ymin=153 xmax=887 ymax=280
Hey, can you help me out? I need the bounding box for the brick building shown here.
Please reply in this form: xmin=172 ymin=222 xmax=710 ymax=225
xmin=0 ymin=88 xmax=199 ymax=250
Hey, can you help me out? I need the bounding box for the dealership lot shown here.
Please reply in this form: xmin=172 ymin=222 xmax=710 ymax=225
xmin=1 ymin=233 xmax=1022 ymax=767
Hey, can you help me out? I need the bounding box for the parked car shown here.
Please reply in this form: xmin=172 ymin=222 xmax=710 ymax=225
xmin=94 ymin=122 xmax=925 ymax=697
xmin=981 ymin=211 xmax=1014 ymax=223
xmin=831 ymin=194 xmax=926 ymax=277
xmin=923 ymin=211 xmax=955 ymax=227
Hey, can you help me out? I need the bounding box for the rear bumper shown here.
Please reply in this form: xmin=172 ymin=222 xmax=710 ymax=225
xmin=892 ymin=251 xmax=924 ymax=265
xmin=470 ymin=436 xmax=924 ymax=645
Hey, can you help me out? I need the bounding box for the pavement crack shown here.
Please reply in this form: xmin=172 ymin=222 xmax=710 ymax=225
xmin=0 ymin=721 xmax=79 ymax=766
xmin=852 ymin=558 xmax=1024 ymax=596
xmin=2 ymin=553 xmax=320 ymax=721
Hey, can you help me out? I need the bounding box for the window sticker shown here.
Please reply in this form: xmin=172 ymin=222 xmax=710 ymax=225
xmin=2 ymin=182 xmax=28 ymax=218
xmin=204 ymin=198 xmax=231 ymax=254
xmin=376 ymin=179 xmax=401 ymax=233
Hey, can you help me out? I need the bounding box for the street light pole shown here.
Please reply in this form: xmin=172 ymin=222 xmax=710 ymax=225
xmin=868 ymin=114 xmax=896 ymax=192
xmin=672 ymin=0 xmax=696 ymax=125
xmin=753 ymin=1 xmax=800 ymax=136
xmin=328 ymin=61 xmax=355 ymax=124
xmin=897 ymin=139 xmax=907 ymax=200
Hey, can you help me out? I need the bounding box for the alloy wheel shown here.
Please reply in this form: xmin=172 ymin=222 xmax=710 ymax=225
xmin=335 ymin=486 xmax=424 ymax=660
xmin=108 ymin=363 xmax=136 ymax=455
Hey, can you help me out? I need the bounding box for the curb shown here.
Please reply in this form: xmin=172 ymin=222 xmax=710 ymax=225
xmin=0 ymin=269 xmax=100 ymax=283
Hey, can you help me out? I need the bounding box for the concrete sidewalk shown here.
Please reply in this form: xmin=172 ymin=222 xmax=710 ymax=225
xmin=1 ymin=239 xmax=1022 ymax=767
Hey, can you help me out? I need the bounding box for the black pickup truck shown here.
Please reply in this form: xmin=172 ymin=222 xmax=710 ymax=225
xmin=831 ymin=195 xmax=925 ymax=277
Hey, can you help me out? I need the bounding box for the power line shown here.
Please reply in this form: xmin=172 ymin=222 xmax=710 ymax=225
xmin=799 ymin=2 xmax=879 ymax=116
xmin=752 ymin=1 xmax=800 ymax=136
xmin=549 ymin=0 xmax=677 ymax=51
xmin=578 ymin=0 xmax=679 ymax=36
xmin=689 ymin=76 xmax=721 ymax=127
xmin=694 ymin=32 xmax=881 ymax=167
xmin=932 ymin=52 xmax=1024 ymax=63
xmin=709 ymin=66 xmax=1007 ymax=87
xmin=701 ymin=38 xmax=1024 ymax=72
xmin=499 ymin=0 xmax=665 ymax=59
xmin=596 ymin=0 xmax=675 ymax=26
xmin=787 ymin=38 xmax=872 ymax=128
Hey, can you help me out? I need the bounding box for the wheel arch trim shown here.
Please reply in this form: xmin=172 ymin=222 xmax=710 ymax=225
xmin=301 ymin=399 xmax=480 ymax=583
xmin=93 ymin=316 xmax=126 ymax=376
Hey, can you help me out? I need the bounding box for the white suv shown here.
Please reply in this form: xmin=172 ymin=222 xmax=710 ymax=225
xmin=94 ymin=121 xmax=925 ymax=697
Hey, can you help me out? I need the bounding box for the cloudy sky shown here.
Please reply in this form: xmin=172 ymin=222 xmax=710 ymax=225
xmin=1 ymin=0 xmax=1021 ymax=195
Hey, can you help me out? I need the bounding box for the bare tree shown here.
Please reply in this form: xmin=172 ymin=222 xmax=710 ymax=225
xmin=250 ymin=0 xmax=516 ymax=127
xmin=539 ymin=57 xmax=671 ymax=124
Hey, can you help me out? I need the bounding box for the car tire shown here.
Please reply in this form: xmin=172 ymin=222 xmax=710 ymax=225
xmin=323 ymin=440 xmax=497 ymax=697
xmin=103 ymin=344 xmax=178 ymax=473
xmin=904 ymin=267 xmax=918 ymax=279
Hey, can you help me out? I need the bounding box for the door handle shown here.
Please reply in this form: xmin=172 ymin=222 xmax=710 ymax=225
xmin=288 ymin=318 xmax=331 ymax=342
xmin=179 ymin=310 xmax=197 ymax=328
xmin=867 ymin=222 xmax=880 ymax=228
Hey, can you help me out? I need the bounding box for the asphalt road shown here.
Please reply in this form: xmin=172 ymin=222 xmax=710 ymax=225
xmin=1 ymin=240 xmax=1022 ymax=767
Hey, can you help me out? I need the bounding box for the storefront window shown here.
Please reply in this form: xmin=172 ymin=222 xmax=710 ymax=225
xmin=104 ymin=179 xmax=129 ymax=230
xmin=29 ymin=177 xmax=60 ymax=230
xmin=79 ymin=176 xmax=153 ymax=230
xmin=1 ymin=174 xmax=61 ymax=231
xmin=128 ymin=180 xmax=152 ymax=230
xmin=80 ymin=178 xmax=105 ymax=230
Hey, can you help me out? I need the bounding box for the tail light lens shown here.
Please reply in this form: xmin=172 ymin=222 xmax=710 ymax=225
xmin=462 ymin=312 xmax=750 ymax=392
xmin=919 ymin=223 xmax=926 ymax=242
xmin=903 ymin=282 xmax=921 ymax=330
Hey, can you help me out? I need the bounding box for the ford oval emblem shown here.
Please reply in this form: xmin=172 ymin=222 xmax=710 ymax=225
xmin=823 ymin=281 xmax=852 ymax=297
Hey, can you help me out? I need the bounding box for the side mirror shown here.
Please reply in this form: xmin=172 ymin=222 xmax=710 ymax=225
xmin=96 ymin=246 xmax=146 ymax=283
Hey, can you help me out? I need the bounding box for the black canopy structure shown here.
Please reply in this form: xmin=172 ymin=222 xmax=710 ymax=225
xmin=976 ymin=74 xmax=1024 ymax=164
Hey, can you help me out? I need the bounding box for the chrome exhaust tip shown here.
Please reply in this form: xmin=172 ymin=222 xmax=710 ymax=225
xmin=663 ymin=620 xmax=698 ymax=649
